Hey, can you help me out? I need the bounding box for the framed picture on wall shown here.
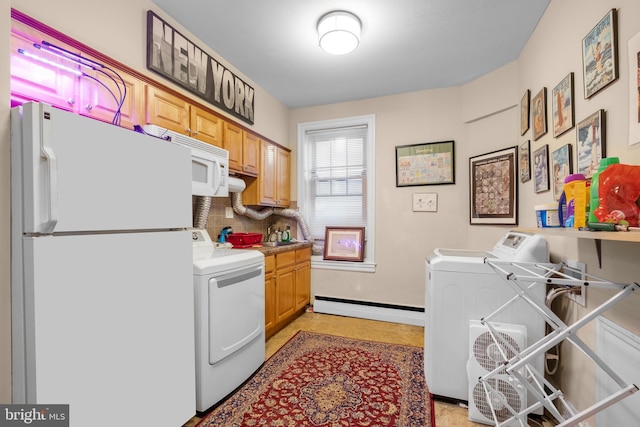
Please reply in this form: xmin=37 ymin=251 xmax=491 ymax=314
xmin=395 ymin=141 xmax=455 ymax=186
xmin=323 ymin=227 xmax=365 ymax=262
xmin=519 ymin=140 xmax=531 ymax=183
xmin=532 ymin=88 xmax=547 ymax=140
xmin=627 ymin=30 xmax=640 ymax=145
xmin=582 ymin=8 xmax=618 ymax=99
xmin=469 ymin=146 xmax=518 ymax=225
xmin=551 ymin=144 xmax=573 ymax=201
xmin=533 ymin=144 xmax=550 ymax=194
xmin=576 ymin=109 xmax=606 ymax=178
xmin=552 ymin=73 xmax=575 ymax=137
xmin=521 ymin=89 xmax=530 ymax=135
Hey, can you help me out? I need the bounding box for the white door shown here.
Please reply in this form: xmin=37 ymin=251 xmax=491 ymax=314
xmin=14 ymin=102 xmax=191 ymax=234
xmin=21 ymin=231 xmax=195 ymax=427
xmin=208 ymin=263 xmax=264 ymax=364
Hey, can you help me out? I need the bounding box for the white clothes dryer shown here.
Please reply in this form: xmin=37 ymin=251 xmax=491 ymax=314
xmin=192 ymin=229 xmax=265 ymax=412
xmin=424 ymin=231 xmax=549 ymax=412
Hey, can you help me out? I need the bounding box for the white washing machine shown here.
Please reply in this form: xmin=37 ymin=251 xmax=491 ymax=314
xmin=192 ymin=229 xmax=265 ymax=412
xmin=424 ymin=231 xmax=549 ymax=411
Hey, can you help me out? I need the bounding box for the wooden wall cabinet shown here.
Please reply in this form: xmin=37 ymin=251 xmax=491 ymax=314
xmin=11 ymin=21 xmax=144 ymax=130
xmin=223 ymin=121 xmax=259 ymax=176
xmin=242 ymin=140 xmax=291 ymax=207
xmin=276 ymin=146 xmax=291 ymax=206
xmin=79 ymin=59 xmax=144 ymax=130
xmin=242 ymin=131 xmax=260 ymax=176
xmin=11 ymin=22 xmax=79 ymax=112
xmin=145 ymin=85 xmax=224 ymax=147
xmin=190 ymin=106 xmax=224 ymax=147
xmin=265 ymin=247 xmax=311 ymax=339
xmin=145 ymin=85 xmax=190 ymax=133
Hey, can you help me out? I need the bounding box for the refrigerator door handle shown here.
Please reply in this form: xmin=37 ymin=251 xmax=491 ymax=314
xmin=212 ymin=157 xmax=222 ymax=195
xmin=39 ymin=117 xmax=58 ymax=233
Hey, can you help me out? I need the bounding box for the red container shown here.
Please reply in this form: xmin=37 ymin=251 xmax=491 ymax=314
xmin=225 ymin=233 xmax=263 ymax=247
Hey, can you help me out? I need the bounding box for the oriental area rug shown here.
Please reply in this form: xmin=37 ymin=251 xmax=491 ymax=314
xmin=197 ymin=331 xmax=434 ymax=427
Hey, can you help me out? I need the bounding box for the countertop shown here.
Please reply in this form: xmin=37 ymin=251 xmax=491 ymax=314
xmin=247 ymin=241 xmax=312 ymax=256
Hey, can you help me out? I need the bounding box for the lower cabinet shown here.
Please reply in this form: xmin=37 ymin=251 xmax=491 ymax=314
xmin=264 ymin=247 xmax=311 ymax=340
xmin=294 ymin=248 xmax=311 ymax=311
xmin=264 ymin=255 xmax=277 ymax=335
xmin=275 ymin=251 xmax=296 ymax=324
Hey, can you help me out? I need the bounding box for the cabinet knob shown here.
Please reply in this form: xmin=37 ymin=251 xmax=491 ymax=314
xmin=68 ymin=98 xmax=75 ymax=105
xmin=186 ymin=128 xmax=191 ymax=135
xmin=84 ymin=104 xmax=93 ymax=111
xmin=192 ymin=131 xmax=198 ymax=136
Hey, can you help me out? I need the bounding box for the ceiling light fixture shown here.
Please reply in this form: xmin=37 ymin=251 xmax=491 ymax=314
xmin=317 ymin=11 xmax=361 ymax=55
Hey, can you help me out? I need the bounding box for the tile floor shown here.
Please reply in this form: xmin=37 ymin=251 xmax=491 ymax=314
xmin=183 ymin=312 xmax=553 ymax=427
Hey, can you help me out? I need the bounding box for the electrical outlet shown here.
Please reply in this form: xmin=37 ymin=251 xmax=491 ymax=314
xmin=562 ymin=259 xmax=586 ymax=306
xmin=225 ymin=207 xmax=234 ymax=219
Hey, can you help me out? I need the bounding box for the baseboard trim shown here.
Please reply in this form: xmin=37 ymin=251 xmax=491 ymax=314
xmin=313 ymin=296 xmax=424 ymax=326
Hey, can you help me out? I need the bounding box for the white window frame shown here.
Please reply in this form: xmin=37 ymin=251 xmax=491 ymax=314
xmin=297 ymin=114 xmax=376 ymax=272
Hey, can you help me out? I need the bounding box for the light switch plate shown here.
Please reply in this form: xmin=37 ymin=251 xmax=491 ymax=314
xmin=225 ymin=207 xmax=234 ymax=219
xmin=413 ymin=193 xmax=437 ymax=212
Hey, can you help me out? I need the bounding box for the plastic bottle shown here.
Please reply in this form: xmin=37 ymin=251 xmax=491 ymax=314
xmin=282 ymin=225 xmax=291 ymax=242
xmin=218 ymin=226 xmax=232 ymax=243
xmin=558 ymin=174 xmax=586 ymax=228
xmin=588 ymin=157 xmax=619 ymax=224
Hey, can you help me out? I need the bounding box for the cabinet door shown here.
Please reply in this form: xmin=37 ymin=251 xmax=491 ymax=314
xmin=224 ymin=121 xmax=244 ymax=173
xmin=295 ymin=261 xmax=311 ymax=311
xmin=264 ymin=256 xmax=276 ymax=337
xmin=79 ymin=62 xmax=144 ymax=130
xmin=145 ymin=85 xmax=190 ymax=134
xmin=265 ymin=273 xmax=277 ymax=337
xmin=190 ymin=107 xmax=224 ymax=147
xmin=10 ymin=22 xmax=78 ymax=111
xmin=259 ymin=142 xmax=277 ymax=205
xmin=275 ymin=267 xmax=296 ymax=323
xmin=276 ymin=147 xmax=291 ymax=207
xmin=242 ymin=132 xmax=260 ymax=176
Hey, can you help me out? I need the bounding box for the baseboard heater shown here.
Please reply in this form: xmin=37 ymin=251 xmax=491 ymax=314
xmin=313 ymin=295 xmax=424 ymax=326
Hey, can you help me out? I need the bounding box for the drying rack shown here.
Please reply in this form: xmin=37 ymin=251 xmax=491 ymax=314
xmin=474 ymin=259 xmax=639 ymax=427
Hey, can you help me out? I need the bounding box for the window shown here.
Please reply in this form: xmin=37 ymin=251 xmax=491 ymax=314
xmin=297 ymin=115 xmax=375 ymax=272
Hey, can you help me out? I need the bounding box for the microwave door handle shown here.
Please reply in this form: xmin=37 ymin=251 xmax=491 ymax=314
xmin=39 ymin=116 xmax=58 ymax=233
xmin=212 ymin=157 xmax=222 ymax=195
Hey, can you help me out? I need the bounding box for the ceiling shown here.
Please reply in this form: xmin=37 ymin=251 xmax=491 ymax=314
xmin=151 ymin=0 xmax=551 ymax=109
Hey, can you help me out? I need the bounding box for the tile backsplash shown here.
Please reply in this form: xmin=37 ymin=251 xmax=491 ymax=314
xmin=193 ymin=195 xmax=298 ymax=243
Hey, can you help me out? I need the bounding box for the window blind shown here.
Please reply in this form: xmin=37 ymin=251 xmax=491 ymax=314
xmin=305 ymin=125 xmax=368 ymax=240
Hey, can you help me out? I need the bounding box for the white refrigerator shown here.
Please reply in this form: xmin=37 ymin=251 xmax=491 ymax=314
xmin=11 ymin=102 xmax=196 ymax=426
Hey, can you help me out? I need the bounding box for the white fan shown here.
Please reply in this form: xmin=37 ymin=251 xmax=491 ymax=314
xmin=467 ymin=320 xmax=527 ymax=425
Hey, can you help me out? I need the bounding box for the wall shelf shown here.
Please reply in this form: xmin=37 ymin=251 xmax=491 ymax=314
xmin=514 ymin=227 xmax=640 ymax=268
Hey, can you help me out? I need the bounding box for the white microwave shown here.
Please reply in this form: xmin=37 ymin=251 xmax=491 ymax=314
xmin=142 ymin=125 xmax=229 ymax=197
